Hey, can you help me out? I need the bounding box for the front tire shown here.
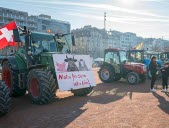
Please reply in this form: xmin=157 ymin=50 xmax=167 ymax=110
xmin=127 ymin=72 xmax=139 ymax=85
xmin=98 ymin=65 xmax=115 ymax=83
xmin=27 ymin=69 xmax=57 ymax=104
xmin=72 ymin=87 xmax=93 ymax=96
xmin=0 ymin=81 xmax=11 ymax=116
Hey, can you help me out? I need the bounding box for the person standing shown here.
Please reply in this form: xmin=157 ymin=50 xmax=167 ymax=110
xmin=160 ymin=63 xmax=169 ymax=93
xmin=149 ymin=56 xmax=158 ymax=92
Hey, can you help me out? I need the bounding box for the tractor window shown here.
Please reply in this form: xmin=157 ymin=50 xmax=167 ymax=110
xmin=129 ymin=52 xmax=136 ymax=61
xmin=167 ymin=53 xmax=169 ymax=59
xmin=31 ymin=33 xmax=57 ymax=54
xmin=129 ymin=51 xmax=143 ymax=62
xmin=119 ymin=51 xmax=127 ymax=63
xmin=160 ymin=54 xmax=165 ymax=61
xmin=58 ymin=35 xmax=70 ymax=53
xmin=160 ymin=53 xmax=169 ymax=61
xmin=105 ymin=52 xmax=120 ymax=64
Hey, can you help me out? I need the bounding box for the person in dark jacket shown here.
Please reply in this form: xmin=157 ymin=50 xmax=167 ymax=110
xmin=149 ymin=56 xmax=158 ymax=92
xmin=160 ymin=62 xmax=169 ymax=92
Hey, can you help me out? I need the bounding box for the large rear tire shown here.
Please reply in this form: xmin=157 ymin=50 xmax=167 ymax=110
xmin=127 ymin=72 xmax=139 ymax=85
xmin=0 ymin=81 xmax=11 ymax=116
xmin=72 ymin=87 xmax=93 ymax=96
xmin=27 ymin=69 xmax=57 ymax=104
xmin=2 ymin=61 xmax=26 ymax=96
xmin=98 ymin=65 xmax=115 ymax=83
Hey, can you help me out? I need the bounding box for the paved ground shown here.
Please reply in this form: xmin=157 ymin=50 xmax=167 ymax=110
xmin=0 ymin=68 xmax=169 ymax=128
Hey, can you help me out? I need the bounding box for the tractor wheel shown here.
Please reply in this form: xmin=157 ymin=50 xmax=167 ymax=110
xmin=72 ymin=87 xmax=94 ymax=96
xmin=0 ymin=81 xmax=11 ymax=116
xmin=127 ymin=72 xmax=139 ymax=85
xmin=27 ymin=69 xmax=57 ymax=104
xmin=98 ymin=65 xmax=115 ymax=83
xmin=2 ymin=61 xmax=26 ymax=96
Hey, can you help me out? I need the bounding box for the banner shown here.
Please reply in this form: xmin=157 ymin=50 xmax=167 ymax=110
xmin=53 ymin=54 xmax=96 ymax=91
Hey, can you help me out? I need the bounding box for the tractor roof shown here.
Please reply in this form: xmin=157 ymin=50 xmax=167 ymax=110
xmin=31 ymin=32 xmax=54 ymax=41
xmin=32 ymin=31 xmax=54 ymax=37
xmin=128 ymin=49 xmax=144 ymax=52
xmin=105 ymin=48 xmax=125 ymax=52
xmin=145 ymin=51 xmax=161 ymax=54
xmin=161 ymin=51 xmax=169 ymax=54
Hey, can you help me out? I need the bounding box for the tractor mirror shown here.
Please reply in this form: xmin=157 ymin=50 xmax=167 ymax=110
xmin=72 ymin=35 xmax=76 ymax=46
xmin=13 ymin=29 xmax=21 ymax=42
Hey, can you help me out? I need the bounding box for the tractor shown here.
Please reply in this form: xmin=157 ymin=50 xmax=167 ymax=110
xmin=1 ymin=27 xmax=94 ymax=105
xmin=127 ymin=50 xmax=162 ymax=79
xmin=0 ymin=81 xmax=11 ymax=116
xmin=98 ymin=48 xmax=147 ymax=84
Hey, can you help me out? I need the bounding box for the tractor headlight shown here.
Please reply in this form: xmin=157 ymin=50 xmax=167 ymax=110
xmin=143 ymin=65 xmax=147 ymax=72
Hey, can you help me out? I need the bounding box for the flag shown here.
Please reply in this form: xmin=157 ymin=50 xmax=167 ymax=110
xmin=136 ymin=42 xmax=144 ymax=50
xmin=0 ymin=21 xmax=17 ymax=50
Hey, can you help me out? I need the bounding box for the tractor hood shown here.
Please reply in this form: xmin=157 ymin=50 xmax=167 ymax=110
xmin=124 ymin=62 xmax=146 ymax=74
xmin=125 ymin=62 xmax=145 ymax=67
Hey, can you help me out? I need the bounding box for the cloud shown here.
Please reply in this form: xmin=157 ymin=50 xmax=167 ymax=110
xmin=64 ymin=11 xmax=169 ymax=27
xmin=1 ymin=1 xmax=101 ymax=15
xmin=4 ymin=1 xmax=169 ymax=24
xmin=9 ymin=0 xmax=168 ymax=18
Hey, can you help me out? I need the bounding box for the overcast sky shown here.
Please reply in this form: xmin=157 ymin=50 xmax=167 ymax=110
xmin=1 ymin=0 xmax=169 ymax=39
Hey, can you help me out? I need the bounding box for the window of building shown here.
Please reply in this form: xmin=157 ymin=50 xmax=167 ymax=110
xmin=42 ymin=25 xmax=47 ymax=30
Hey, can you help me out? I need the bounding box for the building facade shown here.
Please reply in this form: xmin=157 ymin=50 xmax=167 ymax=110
xmin=72 ymin=25 xmax=108 ymax=58
xmin=120 ymin=32 xmax=137 ymax=50
xmin=0 ymin=7 xmax=28 ymax=28
xmin=0 ymin=7 xmax=70 ymax=34
xmin=37 ymin=14 xmax=70 ymax=34
xmin=108 ymin=30 xmax=121 ymax=48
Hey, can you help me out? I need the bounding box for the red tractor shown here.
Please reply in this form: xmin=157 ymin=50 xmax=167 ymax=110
xmin=98 ymin=49 xmax=147 ymax=84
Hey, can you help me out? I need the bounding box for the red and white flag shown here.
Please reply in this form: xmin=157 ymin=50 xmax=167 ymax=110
xmin=0 ymin=21 xmax=17 ymax=50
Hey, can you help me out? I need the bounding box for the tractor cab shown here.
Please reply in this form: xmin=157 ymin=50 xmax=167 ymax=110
xmin=18 ymin=32 xmax=69 ymax=54
xmin=13 ymin=28 xmax=74 ymax=69
xmin=144 ymin=51 xmax=162 ymax=67
xmin=160 ymin=52 xmax=169 ymax=62
xmin=145 ymin=51 xmax=160 ymax=60
xmin=127 ymin=50 xmax=145 ymax=63
xmin=104 ymin=49 xmax=127 ymax=74
xmin=99 ymin=48 xmax=146 ymax=84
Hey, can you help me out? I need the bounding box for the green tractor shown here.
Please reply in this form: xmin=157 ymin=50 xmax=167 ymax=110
xmin=1 ymin=27 xmax=94 ymax=105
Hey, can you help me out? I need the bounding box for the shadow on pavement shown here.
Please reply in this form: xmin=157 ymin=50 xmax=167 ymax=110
xmin=0 ymin=94 xmax=89 ymax=128
xmin=0 ymin=79 xmax=161 ymax=128
xmin=88 ymin=79 xmax=151 ymax=104
xmin=152 ymin=92 xmax=169 ymax=115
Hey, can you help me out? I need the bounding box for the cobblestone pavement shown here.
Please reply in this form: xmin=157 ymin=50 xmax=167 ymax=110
xmin=0 ymin=68 xmax=169 ymax=128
